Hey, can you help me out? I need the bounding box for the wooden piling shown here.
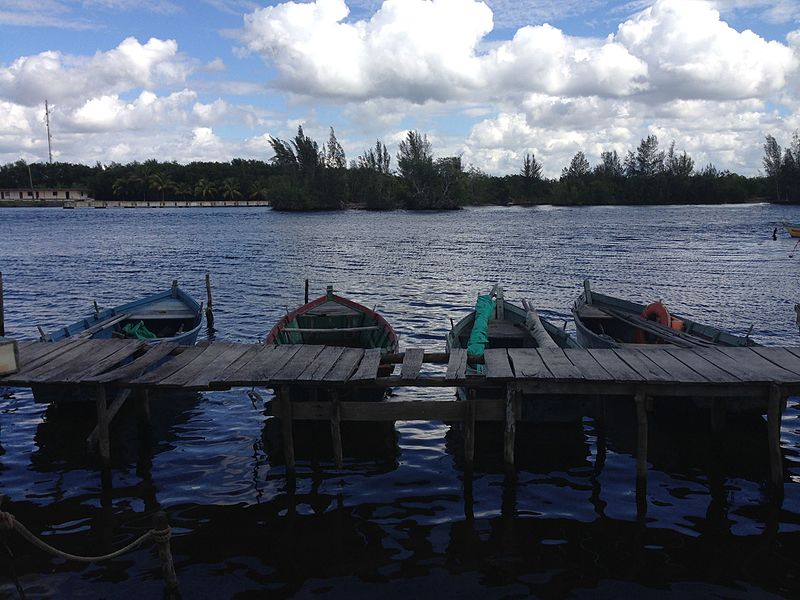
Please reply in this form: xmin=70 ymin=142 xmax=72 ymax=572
xmin=95 ymin=385 xmax=111 ymax=466
xmin=153 ymin=511 xmax=179 ymax=593
xmin=711 ymin=398 xmax=727 ymax=433
xmin=768 ymin=385 xmax=784 ymax=487
xmin=330 ymin=393 xmax=343 ymax=469
xmin=137 ymin=388 xmax=151 ymax=427
xmin=305 ymin=279 xmax=309 ymax=304
xmin=504 ymin=386 xmax=517 ymax=466
xmin=279 ymin=387 xmax=295 ymax=475
xmin=463 ymin=390 xmax=476 ymax=467
xmin=635 ymin=388 xmax=648 ymax=481
xmin=204 ymin=273 xmax=214 ymax=329
xmin=0 ymin=271 xmax=4 ymax=337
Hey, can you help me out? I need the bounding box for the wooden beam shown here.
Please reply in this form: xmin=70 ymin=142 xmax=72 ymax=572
xmin=280 ymin=387 xmax=295 ymax=476
xmin=504 ymin=385 xmax=518 ymax=466
xmin=768 ymin=384 xmax=784 ymax=487
xmin=330 ymin=393 xmax=343 ymax=469
xmin=400 ymin=348 xmax=425 ymax=380
xmin=463 ymin=390 xmax=476 ymax=467
xmin=94 ymin=385 xmax=111 ymax=466
xmin=86 ymin=388 xmax=131 ymax=448
xmin=635 ymin=388 xmax=648 ymax=481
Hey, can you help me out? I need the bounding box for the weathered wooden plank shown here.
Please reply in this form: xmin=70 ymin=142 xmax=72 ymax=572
xmin=751 ymin=347 xmax=800 ymax=378
xmin=613 ymin=348 xmax=673 ymax=382
xmin=251 ymin=345 xmax=304 ymax=382
xmin=400 ymin=348 xmax=425 ymax=380
xmin=324 ymin=348 xmax=365 ymax=382
xmin=636 ymin=348 xmax=709 ymax=383
xmin=562 ymin=348 xmax=613 ymax=380
xmin=483 ymin=349 xmax=515 ymax=380
xmin=157 ymin=342 xmax=244 ymax=387
xmin=132 ymin=345 xmax=208 ymax=385
xmin=716 ymin=347 xmax=799 ymax=383
xmin=11 ymin=338 xmax=93 ymax=377
xmin=537 ymin=349 xmax=584 ymax=380
xmin=298 ymin=346 xmax=346 ymax=381
xmin=183 ymin=343 xmax=253 ymax=389
xmin=223 ymin=345 xmax=278 ymax=383
xmin=24 ymin=339 xmax=125 ymax=382
xmin=88 ymin=342 xmax=180 ymax=384
xmin=693 ymin=347 xmax=765 ymax=381
xmin=508 ymin=348 xmax=551 ymax=378
xmin=215 ymin=344 xmax=265 ymax=382
xmin=47 ymin=339 xmax=148 ymax=384
xmin=272 ymin=345 xmax=325 ymax=381
xmin=350 ymin=348 xmax=382 ymax=381
xmin=663 ymin=348 xmax=740 ymax=383
xmin=586 ymin=349 xmax=644 ymax=381
xmin=18 ymin=339 xmax=124 ymax=382
xmin=445 ymin=348 xmax=468 ymax=380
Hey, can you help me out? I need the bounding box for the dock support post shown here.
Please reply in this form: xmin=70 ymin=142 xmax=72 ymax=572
xmin=464 ymin=389 xmax=476 ymax=467
xmin=768 ymin=385 xmax=784 ymax=487
xmin=205 ymin=272 xmax=214 ymax=329
xmin=711 ymin=398 xmax=727 ymax=433
xmin=95 ymin=385 xmax=111 ymax=467
xmin=330 ymin=392 xmax=343 ymax=469
xmin=0 ymin=271 xmax=4 ymax=337
xmin=635 ymin=388 xmax=648 ymax=481
xmin=153 ymin=511 xmax=180 ymax=595
xmin=137 ymin=388 xmax=151 ymax=426
xmin=504 ymin=385 xmax=517 ymax=467
xmin=280 ymin=386 xmax=295 ymax=476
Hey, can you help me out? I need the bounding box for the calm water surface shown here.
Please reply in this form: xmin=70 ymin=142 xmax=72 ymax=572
xmin=1 ymin=205 xmax=799 ymax=598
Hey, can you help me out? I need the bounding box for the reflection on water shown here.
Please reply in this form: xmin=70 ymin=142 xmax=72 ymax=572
xmin=1 ymin=205 xmax=800 ymax=598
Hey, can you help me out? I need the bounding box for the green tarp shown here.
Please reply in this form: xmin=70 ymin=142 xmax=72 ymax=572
xmin=466 ymin=294 xmax=495 ymax=357
xmin=122 ymin=320 xmax=157 ymax=340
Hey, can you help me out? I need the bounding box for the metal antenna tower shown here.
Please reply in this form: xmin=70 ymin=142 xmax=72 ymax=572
xmin=45 ymin=100 xmax=53 ymax=163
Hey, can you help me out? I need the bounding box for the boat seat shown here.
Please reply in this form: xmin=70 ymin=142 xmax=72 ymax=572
xmin=578 ymin=305 xmax=616 ymax=319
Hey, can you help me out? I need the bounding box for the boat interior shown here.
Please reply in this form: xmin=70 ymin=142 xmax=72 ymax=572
xmin=278 ymin=299 xmax=392 ymax=349
xmin=455 ymin=315 xmax=537 ymax=349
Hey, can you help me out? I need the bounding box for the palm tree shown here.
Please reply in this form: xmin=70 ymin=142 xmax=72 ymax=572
xmin=194 ymin=178 xmax=216 ymax=201
xmin=248 ymin=180 xmax=268 ymax=202
xmin=112 ymin=177 xmax=131 ymax=200
xmin=221 ymin=178 xmax=242 ymax=202
xmin=149 ymin=172 xmax=175 ymax=202
xmin=128 ymin=160 xmax=158 ymax=201
xmin=174 ymin=182 xmax=193 ymax=201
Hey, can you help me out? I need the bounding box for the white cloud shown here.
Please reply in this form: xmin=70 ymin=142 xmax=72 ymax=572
xmin=239 ymin=0 xmax=796 ymax=105
xmin=68 ymin=89 xmax=196 ymax=131
xmin=0 ymin=37 xmax=192 ymax=106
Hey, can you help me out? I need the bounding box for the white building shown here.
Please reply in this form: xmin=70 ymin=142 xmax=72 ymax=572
xmin=0 ymin=188 xmax=93 ymax=202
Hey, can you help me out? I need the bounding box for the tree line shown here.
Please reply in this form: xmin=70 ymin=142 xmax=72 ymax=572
xmin=1 ymin=127 xmax=794 ymax=210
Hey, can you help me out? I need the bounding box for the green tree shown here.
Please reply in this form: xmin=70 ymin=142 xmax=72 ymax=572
xmin=397 ymin=130 xmax=436 ymax=207
xmin=194 ymin=178 xmax=216 ymax=201
xmin=323 ymin=127 xmax=347 ymax=169
xmin=221 ymin=178 xmax=242 ymax=201
xmin=562 ymin=152 xmax=590 ymax=179
xmin=521 ymin=152 xmax=543 ymax=180
xmin=149 ymin=172 xmax=175 ymax=202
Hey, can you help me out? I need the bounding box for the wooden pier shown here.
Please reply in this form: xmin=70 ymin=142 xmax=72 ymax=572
xmin=1 ymin=338 xmax=799 ymax=485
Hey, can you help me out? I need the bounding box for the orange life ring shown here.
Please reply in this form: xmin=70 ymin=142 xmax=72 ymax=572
xmin=634 ymin=301 xmax=670 ymax=343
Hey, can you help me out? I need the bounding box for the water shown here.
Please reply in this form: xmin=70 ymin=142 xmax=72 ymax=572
xmin=1 ymin=204 xmax=799 ymax=598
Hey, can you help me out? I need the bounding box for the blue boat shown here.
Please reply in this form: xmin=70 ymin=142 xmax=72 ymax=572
xmin=41 ymin=280 xmax=203 ymax=346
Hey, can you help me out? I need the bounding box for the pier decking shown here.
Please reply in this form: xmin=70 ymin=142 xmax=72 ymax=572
xmin=1 ymin=338 xmax=798 ymax=483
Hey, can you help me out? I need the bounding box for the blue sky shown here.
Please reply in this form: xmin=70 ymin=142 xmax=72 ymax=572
xmin=1 ymin=0 xmax=799 ymax=176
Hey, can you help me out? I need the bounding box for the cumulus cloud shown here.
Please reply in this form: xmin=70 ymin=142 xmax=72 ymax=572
xmin=239 ymin=0 xmax=797 ymax=106
xmin=0 ymin=37 xmax=192 ymax=106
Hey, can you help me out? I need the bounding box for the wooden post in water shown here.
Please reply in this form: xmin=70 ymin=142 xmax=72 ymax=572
xmin=635 ymin=388 xmax=648 ymax=481
xmin=280 ymin=386 xmax=296 ymax=476
xmin=95 ymin=385 xmax=111 ymax=467
xmin=204 ymin=273 xmax=214 ymax=329
xmin=463 ymin=389 xmax=476 ymax=467
xmin=504 ymin=385 xmax=517 ymax=467
xmin=304 ymin=279 xmax=309 ymax=304
xmin=153 ymin=511 xmax=180 ymax=594
xmin=711 ymin=398 xmax=727 ymax=433
xmin=0 ymin=271 xmax=4 ymax=337
xmin=768 ymin=385 xmax=784 ymax=487
xmin=330 ymin=392 xmax=343 ymax=469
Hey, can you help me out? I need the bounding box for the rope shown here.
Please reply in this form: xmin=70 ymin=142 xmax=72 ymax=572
xmin=0 ymin=510 xmax=168 ymax=564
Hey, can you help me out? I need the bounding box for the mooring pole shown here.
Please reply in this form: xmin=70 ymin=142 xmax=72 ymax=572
xmin=635 ymin=388 xmax=648 ymax=481
xmin=153 ymin=511 xmax=180 ymax=594
xmin=0 ymin=271 xmax=5 ymax=337
xmin=205 ymin=273 xmax=214 ymax=329
xmin=304 ymin=279 xmax=309 ymax=304
xmin=464 ymin=389 xmax=476 ymax=467
xmin=503 ymin=385 xmax=517 ymax=467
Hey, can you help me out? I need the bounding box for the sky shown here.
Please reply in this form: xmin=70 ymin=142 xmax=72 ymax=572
xmin=0 ymin=0 xmax=799 ymax=177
